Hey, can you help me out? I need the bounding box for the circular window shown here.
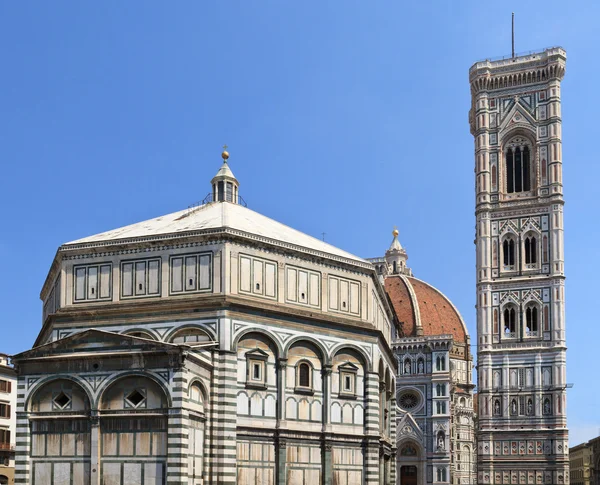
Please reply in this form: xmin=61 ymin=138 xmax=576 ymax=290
xmin=398 ymin=391 xmax=421 ymax=412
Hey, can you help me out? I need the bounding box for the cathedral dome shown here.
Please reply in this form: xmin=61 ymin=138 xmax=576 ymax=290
xmin=384 ymin=274 xmax=468 ymax=345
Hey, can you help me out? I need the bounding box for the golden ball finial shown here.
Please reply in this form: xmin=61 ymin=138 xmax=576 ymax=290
xmin=392 ymin=227 xmax=399 ymax=237
xmin=221 ymin=144 xmax=229 ymax=160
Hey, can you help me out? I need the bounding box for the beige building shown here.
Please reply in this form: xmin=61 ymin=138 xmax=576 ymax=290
xmin=570 ymin=437 xmax=600 ymax=485
xmin=0 ymin=354 xmax=16 ymax=485
xmin=570 ymin=441 xmax=592 ymax=485
xmin=13 ymin=153 xmax=399 ymax=485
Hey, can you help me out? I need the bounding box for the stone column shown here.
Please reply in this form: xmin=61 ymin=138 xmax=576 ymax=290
xmin=389 ymin=397 xmax=398 ymax=485
xmin=90 ymin=414 xmax=100 ymax=485
xmin=276 ymin=437 xmax=287 ymax=485
xmin=322 ymin=364 xmax=332 ymax=432
xmin=277 ymin=358 xmax=287 ymax=428
xmin=210 ymin=350 xmax=238 ymax=485
xmin=14 ymin=409 xmax=31 ymax=485
xmin=167 ymin=367 xmax=190 ymax=485
xmin=364 ymin=371 xmax=380 ymax=485
xmin=322 ymin=440 xmax=333 ymax=485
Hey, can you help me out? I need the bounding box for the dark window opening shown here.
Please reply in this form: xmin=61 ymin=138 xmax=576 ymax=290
xmin=503 ymin=239 xmax=515 ymax=266
xmin=506 ymin=149 xmax=514 ymax=193
xmin=298 ymin=363 xmax=311 ymax=388
xmin=526 ymin=307 xmax=538 ymax=334
xmin=506 ymin=145 xmax=531 ymax=194
xmin=503 ymin=308 xmax=517 ymax=335
xmin=525 ymin=236 xmax=537 ymax=264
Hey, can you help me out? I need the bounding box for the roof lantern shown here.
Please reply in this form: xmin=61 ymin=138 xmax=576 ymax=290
xmin=385 ymin=227 xmax=411 ymax=276
xmin=211 ymin=146 xmax=240 ymax=203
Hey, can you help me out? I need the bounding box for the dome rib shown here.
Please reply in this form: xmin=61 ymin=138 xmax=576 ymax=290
xmin=386 ymin=275 xmax=468 ymax=345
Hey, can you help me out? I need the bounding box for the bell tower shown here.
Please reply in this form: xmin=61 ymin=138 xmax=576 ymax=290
xmin=469 ymin=48 xmax=569 ymax=485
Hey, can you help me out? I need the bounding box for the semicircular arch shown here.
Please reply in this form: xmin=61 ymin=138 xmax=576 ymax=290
xmin=95 ymin=371 xmax=172 ymax=410
xmin=283 ymin=336 xmax=328 ymax=364
xmin=233 ymin=328 xmax=283 ymax=358
xmin=165 ymin=324 xmax=217 ymax=344
xmin=122 ymin=328 xmax=159 ymax=340
xmin=26 ymin=375 xmax=93 ymax=412
xmin=330 ymin=343 xmax=372 ymax=371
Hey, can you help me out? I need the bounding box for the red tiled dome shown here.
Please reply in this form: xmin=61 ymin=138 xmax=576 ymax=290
xmin=384 ymin=275 xmax=468 ymax=345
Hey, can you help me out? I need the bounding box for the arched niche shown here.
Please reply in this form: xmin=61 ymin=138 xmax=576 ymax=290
xmin=123 ymin=329 xmax=157 ymax=341
xmin=29 ymin=378 xmax=90 ymax=413
xmin=287 ymin=340 xmax=323 ymax=394
xmin=170 ymin=327 xmax=212 ymax=345
xmin=100 ymin=375 xmax=169 ymax=411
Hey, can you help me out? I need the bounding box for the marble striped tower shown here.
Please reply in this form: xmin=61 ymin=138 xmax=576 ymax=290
xmin=469 ymin=48 xmax=569 ymax=485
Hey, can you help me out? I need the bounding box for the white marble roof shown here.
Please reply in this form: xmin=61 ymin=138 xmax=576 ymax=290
xmin=64 ymin=202 xmax=367 ymax=264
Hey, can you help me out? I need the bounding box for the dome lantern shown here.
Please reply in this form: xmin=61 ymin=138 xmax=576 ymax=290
xmin=211 ymin=145 xmax=240 ymax=203
xmin=385 ymin=226 xmax=411 ymax=276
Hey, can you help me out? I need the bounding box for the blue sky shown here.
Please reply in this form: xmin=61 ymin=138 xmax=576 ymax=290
xmin=0 ymin=1 xmax=597 ymax=444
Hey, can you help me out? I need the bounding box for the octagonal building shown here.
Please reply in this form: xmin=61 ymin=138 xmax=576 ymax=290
xmin=13 ymin=153 xmax=399 ymax=485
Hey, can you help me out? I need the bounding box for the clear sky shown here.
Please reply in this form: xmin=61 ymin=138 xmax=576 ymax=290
xmin=0 ymin=1 xmax=597 ymax=445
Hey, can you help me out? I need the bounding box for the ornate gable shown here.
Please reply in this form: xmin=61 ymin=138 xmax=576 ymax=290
xmin=13 ymin=329 xmax=187 ymax=361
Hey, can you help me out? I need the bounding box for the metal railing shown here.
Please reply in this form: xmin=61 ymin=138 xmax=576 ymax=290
xmin=187 ymin=193 xmax=247 ymax=209
xmin=472 ymin=46 xmax=564 ymax=65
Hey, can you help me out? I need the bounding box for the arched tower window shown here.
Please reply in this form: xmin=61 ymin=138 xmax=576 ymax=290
xmin=503 ymin=307 xmax=517 ymax=337
xmin=526 ymin=306 xmax=539 ymax=336
xmin=505 ymin=138 xmax=533 ymax=194
xmin=503 ymin=238 xmax=515 ymax=267
xmin=525 ymin=235 xmax=538 ymax=265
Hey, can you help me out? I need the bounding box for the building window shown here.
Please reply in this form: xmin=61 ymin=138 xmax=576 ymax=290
xmin=0 ymin=380 xmax=11 ymax=393
xmin=436 ymin=401 xmax=446 ymax=414
xmin=435 ymin=356 xmax=446 ymax=372
xmin=124 ymin=389 xmax=147 ymax=409
xmin=297 ymin=362 xmax=312 ymax=389
xmin=73 ymin=263 xmax=112 ymax=302
xmin=506 ymin=143 xmax=531 ymax=193
xmin=0 ymin=429 xmax=10 ymax=446
xmin=436 ymin=384 xmax=445 ymax=396
xmin=437 ymin=467 xmax=447 ymax=482
xmin=338 ymin=363 xmax=358 ymax=397
xmin=503 ymin=307 xmax=517 ymax=338
xmin=52 ymin=391 xmax=72 ymax=410
xmin=503 ymin=238 xmax=516 ymax=268
xmin=245 ymin=349 xmax=268 ymax=389
xmin=0 ymin=404 xmax=9 ymax=418
xmin=524 ymin=236 xmax=538 ymax=264
xmin=526 ymin=306 xmax=539 ymax=336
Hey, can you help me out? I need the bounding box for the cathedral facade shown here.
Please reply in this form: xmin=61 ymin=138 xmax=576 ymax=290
xmin=12 ymin=156 xmax=399 ymax=485
xmin=369 ymin=233 xmax=476 ymax=485
xmin=469 ymin=47 xmax=569 ymax=485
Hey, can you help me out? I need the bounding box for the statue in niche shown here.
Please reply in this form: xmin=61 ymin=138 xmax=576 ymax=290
xmin=544 ymin=399 xmax=551 ymax=415
xmin=418 ymin=359 xmax=424 ymax=374
xmin=404 ymin=360 xmax=411 ymax=374
xmin=494 ymin=399 xmax=501 ymax=416
xmin=511 ymin=399 xmax=517 ymax=415
xmin=527 ymin=399 xmax=533 ymax=416
xmin=437 ymin=431 xmax=445 ymax=451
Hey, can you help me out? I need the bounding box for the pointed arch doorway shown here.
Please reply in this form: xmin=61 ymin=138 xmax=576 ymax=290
xmin=397 ymin=440 xmax=424 ymax=485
